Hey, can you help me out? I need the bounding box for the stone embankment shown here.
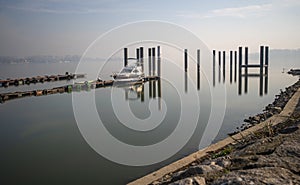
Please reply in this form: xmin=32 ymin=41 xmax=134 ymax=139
xmin=150 ymin=80 xmax=300 ymax=185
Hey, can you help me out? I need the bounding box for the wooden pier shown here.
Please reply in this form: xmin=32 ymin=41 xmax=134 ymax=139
xmin=0 ymin=72 xmax=85 ymax=88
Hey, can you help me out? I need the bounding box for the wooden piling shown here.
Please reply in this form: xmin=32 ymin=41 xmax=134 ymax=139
xmin=197 ymin=49 xmax=200 ymax=90
xmin=148 ymin=48 xmax=152 ymax=76
xmin=244 ymin=47 xmax=248 ymax=93
xmin=157 ymin=48 xmax=161 ymax=77
xmin=152 ymin=47 xmax=156 ymax=57
xmin=136 ymin=48 xmax=140 ymax=60
xmin=223 ymin=51 xmax=225 ymax=69
xmin=213 ymin=50 xmax=216 ymax=67
xmin=139 ymin=47 xmax=144 ymax=59
xmin=265 ymin=46 xmax=269 ymax=75
xmin=230 ymin=51 xmax=233 ymax=83
xmin=184 ymin=49 xmax=188 ymax=72
xmin=245 ymin=47 xmax=249 ymax=77
xmin=260 ymin=46 xmax=264 ymax=76
xmin=124 ymin=48 xmax=128 ymax=67
xmin=157 ymin=46 xmax=160 ymax=57
xmin=218 ymin=51 xmax=221 ymax=67
xmin=223 ymin=51 xmax=225 ymax=83
xmin=234 ymin=51 xmax=237 ymax=82
xmin=260 ymin=46 xmax=264 ymax=96
xmin=152 ymin=47 xmax=156 ymax=76
xmin=238 ymin=47 xmax=242 ymax=95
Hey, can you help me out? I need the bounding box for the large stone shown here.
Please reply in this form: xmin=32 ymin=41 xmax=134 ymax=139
xmin=169 ymin=176 xmax=206 ymax=185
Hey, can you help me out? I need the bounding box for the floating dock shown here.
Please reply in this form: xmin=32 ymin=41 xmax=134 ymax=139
xmin=0 ymin=72 xmax=85 ymax=88
xmin=0 ymin=76 xmax=159 ymax=104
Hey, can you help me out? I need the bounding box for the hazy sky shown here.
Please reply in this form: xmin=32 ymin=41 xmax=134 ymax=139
xmin=0 ymin=0 xmax=299 ymax=57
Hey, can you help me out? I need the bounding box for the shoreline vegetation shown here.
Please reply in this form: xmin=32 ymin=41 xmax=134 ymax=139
xmin=129 ymin=75 xmax=300 ymax=185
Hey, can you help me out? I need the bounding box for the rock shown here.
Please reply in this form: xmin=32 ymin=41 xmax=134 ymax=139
xmin=275 ymin=106 xmax=282 ymax=111
xmin=169 ymin=177 xmax=193 ymax=185
xmin=193 ymin=176 xmax=206 ymax=185
xmin=212 ymin=167 xmax=300 ymax=185
xmin=151 ymin=180 xmax=160 ymax=185
xmin=244 ymin=118 xmax=251 ymax=123
xmin=210 ymin=164 xmax=223 ymax=171
xmin=253 ymin=115 xmax=260 ymax=122
xmin=171 ymin=165 xmax=216 ymax=182
xmin=215 ymin=158 xmax=231 ymax=168
xmin=170 ymin=176 xmax=206 ymax=185
xmin=279 ymin=125 xmax=299 ymax=134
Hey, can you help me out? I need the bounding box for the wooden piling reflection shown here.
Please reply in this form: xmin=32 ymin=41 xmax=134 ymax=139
xmin=184 ymin=72 xmax=188 ymax=93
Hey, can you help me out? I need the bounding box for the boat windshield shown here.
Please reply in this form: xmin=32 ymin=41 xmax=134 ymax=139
xmin=120 ymin=67 xmax=133 ymax=74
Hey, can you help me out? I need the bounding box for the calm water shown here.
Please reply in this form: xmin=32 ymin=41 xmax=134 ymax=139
xmin=0 ymin=51 xmax=299 ymax=184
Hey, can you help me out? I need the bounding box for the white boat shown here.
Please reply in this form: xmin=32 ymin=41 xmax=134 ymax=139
xmin=112 ymin=59 xmax=144 ymax=84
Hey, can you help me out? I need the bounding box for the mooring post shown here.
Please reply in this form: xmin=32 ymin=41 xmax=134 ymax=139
xmin=223 ymin=51 xmax=226 ymax=69
xmin=260 ymin=46 xmax=264 ymax=76
xmin=234 ymin=51 xmax=237 ymax=82
xmin=265 ymin=46 xmax=269 ymax=75
xmin=157 ymin=46 xmax=162 ymax=105
xmin=213 ymin=50 xmax=216 ymax=87
xmin=124 ymin=48 xmax=128 ymax=67
xmin=264 ymin=46 xmax=269 ymax=95
xmin=136 ymin=48 xmax=140 ymax=60
xmin=213 ymin=50 xmax=216 ymax=67
xmin=238 ymin=47 xmax=242 ymax=95
xmin=245 ymin=47 xmax=248 ymax=76
xmin=230 ymin=50 xmax=233 ymax=83
xmin=223 ymin=51 xmax=225 ymax=83
xmin=197 ymin=49 xmax=200 ymax=90
xmin=152 ymin=47 xmax=156 ymax=76
xmin=152 ymin=47 xmax=156 ymax=57
xmin=139 ymin=47 xmax=144 ymax=59
xmin=184 ymin=49 xmax=188 ymax=72
xmin=218 ymin=51 xmax=221 ymax=67
xmin=140 ymin=47 xmax=144 ymax=72
xmin=245 ymin=47 xmax=248 ymax=93
xmin=259 ymin=46 xmax=264 ymax=96
xmin=238 ymin=47 xmax=242 ymax=75
xmin=148 ymin=48 xmax=152 ymax=76
xmin=157 ymin=46 xmax=161 ymax=77
xmin=149 ymin=47 xmax=153 ymax=98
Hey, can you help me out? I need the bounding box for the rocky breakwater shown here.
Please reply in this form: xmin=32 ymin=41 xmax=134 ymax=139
xmin=232 ymin=79 xmax=300 ymax=134
xmin=150 ymin=79 xmax=300 ymax=185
